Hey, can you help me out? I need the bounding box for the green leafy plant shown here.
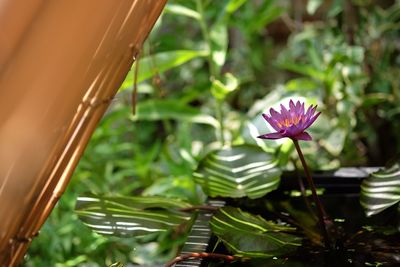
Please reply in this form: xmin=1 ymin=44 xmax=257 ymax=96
xmin=26 ymin=0 xmax=400 ymax=266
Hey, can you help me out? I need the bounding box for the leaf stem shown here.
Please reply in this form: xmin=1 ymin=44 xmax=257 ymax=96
xmin=164 ymin=252 xmax=237 ymax=267
xmin=292 ymin=139 xmax=331 ymax=248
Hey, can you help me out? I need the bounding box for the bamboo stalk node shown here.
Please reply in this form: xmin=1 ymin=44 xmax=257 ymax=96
xmin=83 ymin=96 xmax=115 ymax=109
xmin=10 ymin=232 xmax=39 ymax=244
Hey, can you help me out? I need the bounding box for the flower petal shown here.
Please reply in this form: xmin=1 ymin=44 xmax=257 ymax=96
xmin=300 ymin=102 xmax=305 ymax=116
xmin=280 ymin=104 xmax=290 ymax=119
xmin=270 ymin=108 xmax=283 ymax=122
xmin=289 ymin=100 xmax=296 ymax=112
xmin=305 ymin=105 xmax=313 ymax=118
xmin=257 ymin=132 xmax=285 ymax=140
xmin=304 ymin=111 xmax=321 ymax=129
xmin=295 ymin=100 xmax=301 ymax=113
xmin=262 ymin=113 xmax=281 ymax=131
xmin=293 ymin=132 xmax=312 ymax=141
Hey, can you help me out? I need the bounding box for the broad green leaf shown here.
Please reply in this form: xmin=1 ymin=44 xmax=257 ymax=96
xmin=119 ymin=50 xmax=208 ymax=91
xmin=76 ymin=195 xmax=192 ymax=238
xmin=210 ymin=207 xmax=302 ymax=257
xmin=193 ymin=145 xmax=282 ymax=199
xmin=131 ymin=99 xmax=219 ymax=128
xmin=307 ymin=0 xmax=323 ymax=15
xmin=360 ymin=162 xmax=400 ymax=216
xmin=247 ymin=1 xmax=284 ymax=33
xmin=327 ymin=0 xmax=343 ymax=18
xmin=226 ymin=0 xmax=247 ymax=13
xmin=163 ymin=4 xmax=201 ymax=20
xmin=211 ymin=73 xmax=239 ymax=100
xmin=320 ymin=127 xmax=346 ymax=156
xmin=285 ymin=78 xmax=319 ymax=92
xmin=210 ymin=20 xmax=228 ymax=70
xmin=278 ymin=62 xmax=326 ymax=81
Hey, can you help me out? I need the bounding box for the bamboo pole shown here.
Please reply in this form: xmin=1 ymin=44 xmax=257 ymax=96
xmin=0 ymin=1 xmax=167 ymax=265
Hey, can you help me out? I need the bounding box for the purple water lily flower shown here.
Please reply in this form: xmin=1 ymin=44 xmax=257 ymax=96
xmin=258 ymin=99 xmax=321 ymax=141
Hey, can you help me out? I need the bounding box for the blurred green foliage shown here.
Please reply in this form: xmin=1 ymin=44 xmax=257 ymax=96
xmin=26 ymin=0 xmax=399 ymax=266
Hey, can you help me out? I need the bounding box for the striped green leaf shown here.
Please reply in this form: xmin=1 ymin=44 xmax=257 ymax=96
xmin=360 ymin=162 xmax=400 ymax=216
xmin=210 ymin=207 xmax=302 ymax=258
xmin=193 ymin=145 xmax=282 ymax=199
xmin=75 ymin=195 xmax=192 ymax=238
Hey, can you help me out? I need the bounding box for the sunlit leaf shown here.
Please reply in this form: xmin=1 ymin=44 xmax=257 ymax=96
xmin=360 ymin=162 xmax=400 ymax=216
xmin=164 ymin=4 xmax=201 ymax=20
xmin=210 ymin=207 xmax=302 ymax=257
xmin=226 ymin=0 xmax=247 ymax=13
xmin=131 ymin=99 xmax=219 ymax=128
xmin=211 ymin=73 xmax=239 ymax=100
xmin=278 ymin=62 xmax=326 ymax=81
xmin=76 ymin=195 xmax=192 ymax=238
xmin=307 ymin=0 xmax=323 ymax=15
xmin=320 ymin=127 xmax=346 ymax=156
xmin=120 ymin=50 xmax=208 ymax=91
xmin=285 ymin=78 xmax=319 ymax=92
xmin=193 ymin=145 xmax=282 ymax=199
xmin=210 ymin=20 xmax=228 ymax=71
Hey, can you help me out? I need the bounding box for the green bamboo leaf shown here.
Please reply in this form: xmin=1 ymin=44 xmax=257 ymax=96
xmin=360 ymin=162 xmax=400 ymax=216
xmin=210 ymin=207 xmax=302 ymax=258
xmin=119 ymin=50 xmax=208 ymax=91
xmin=193 ymin=145 xmax=282 ymax=199
xmin=75 ymin=195 xmax=192 ymax=238
xmin=131 ymin=99 xmax=219 ymax=128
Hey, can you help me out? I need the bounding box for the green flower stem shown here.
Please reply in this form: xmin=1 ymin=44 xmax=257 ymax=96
xmin=292 ymin=139 xmax=331 ymax=248
xmin=196 ymin=0 xmax=225 ymax=146
xmin=196 ymin=0 xmax=217 ymax=79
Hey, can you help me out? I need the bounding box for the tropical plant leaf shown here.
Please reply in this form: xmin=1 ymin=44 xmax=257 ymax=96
xmin=210 ymin=20 xmax=228 ymax=71
xmin=193 ymin=145 xmax=282 ymax=199
xmin=360 ymin=162 xmax=400 ymax=216
xmin=119 ymin=50 xmax=208 ymax=91
xmin=164 ymin=4 xmax=201 ymax=20
xmin=75 ymin=195 xmax=192 ymax=238
xmin=131 ymin=99 xmax=219 ymax=128
xmin=210 ymin=207 xmax=302 ymax=258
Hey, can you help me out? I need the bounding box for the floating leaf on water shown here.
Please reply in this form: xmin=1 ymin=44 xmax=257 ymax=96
xmin=210 ymin=207 xmax=302 ymax=258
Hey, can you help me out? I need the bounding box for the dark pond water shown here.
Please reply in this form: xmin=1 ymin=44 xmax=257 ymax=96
xmin=202 ymin=189 xmax=400 ymax=267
